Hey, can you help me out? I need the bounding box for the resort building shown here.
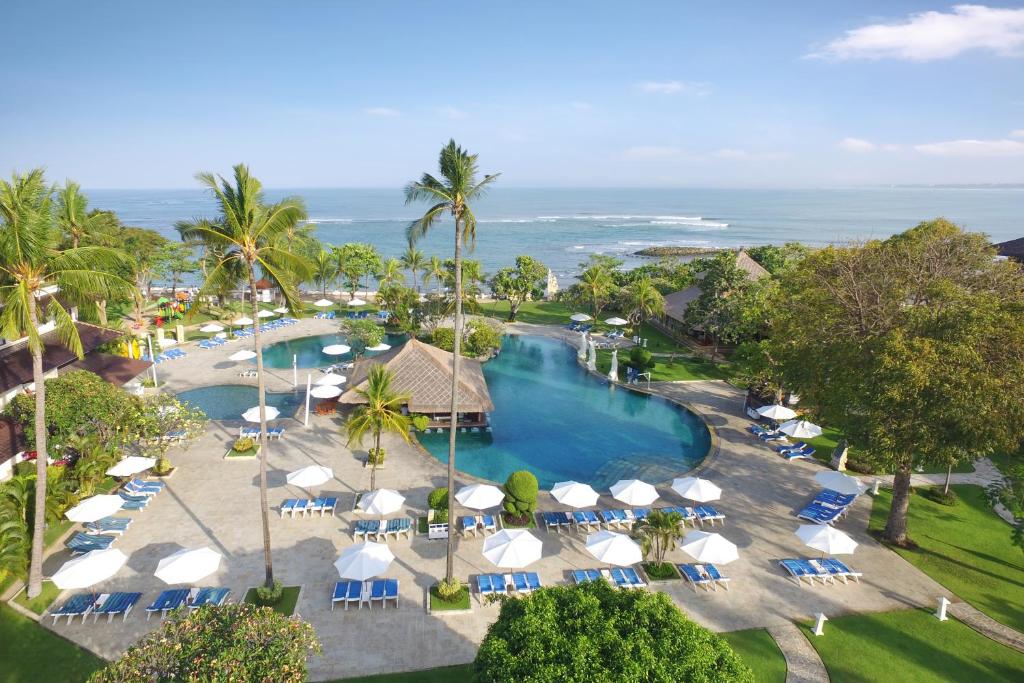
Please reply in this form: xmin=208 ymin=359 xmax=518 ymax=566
xmin=339 ymin=338 xmax=494 ymax=429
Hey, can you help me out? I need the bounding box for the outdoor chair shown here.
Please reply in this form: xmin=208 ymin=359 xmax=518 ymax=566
xmin=695 ymin=505 xmax=725 ymax=526
xmin=796 ymin=503 xmax=844 ymax=525
xmin=92 ymin=592 xmax=142 ymax=622
xmin=477 ymin=574 xmax=499 ymax=596
xmin=280 ymin=499 xmax=298 ymax=517
xmin=821 ymin=558 xmax=862 ymax=583
xmin=776 ymin=441 xmax=808 ymax=453
xmin=814 ymin=489 xmax=857 ymax=508
xmin=572 ymin=510 xmax=601 ymax=531
xmin=383 ymin=579 xmax=399 ymax=608
xmin=146 ymin=588 xmax=190 ymax=619
xmin=598 ymin=509 xmax=624 ymax=529
xmin=783 ymin=447 xmax=816 ymax=461
xmin=84 ymin=517 xmax=132 ymax=536
xmin=49 ymin=593 xmax=99 ymax=624
xmin=353 ymin=519 xmax=380 ymax=540
xmin=66 ymin=532 xmax=115 ymax=554
xmin=678 ymin=563 xmax=716 ymax=592
xmin=331 ymin=580 xmax=363 ymax=610
xmin=621 ymin=567 xmax=646 ymax=587
xmin=321 ymin=497 xmax=338 ymax=517
xmin=572 ymin=569 xmax=602 ymax=584
xmin=189 ymin=587 xmax=230 ymax=608
xmin=461 ymin=516 xmax=478 ymax=537
xmin=368 ymin=579 xmax=386 ymax=608
xmin=704 ymin=564 xmax=730 ymax=590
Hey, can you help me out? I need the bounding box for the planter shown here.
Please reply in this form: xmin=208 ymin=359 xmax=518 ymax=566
xmin=224 ymin=445 xmax=260 ymax=460
xmin=152 ymin=467 xmax=177 ymax=479
xmin=640 ymin=562 xmax=681 ymax=583
xmin=427 ymin=583 xmax=472 ymax=615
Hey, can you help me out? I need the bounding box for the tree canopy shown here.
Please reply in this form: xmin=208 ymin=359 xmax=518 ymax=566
xmin=489 ymin=255 xmax=548 ymax=321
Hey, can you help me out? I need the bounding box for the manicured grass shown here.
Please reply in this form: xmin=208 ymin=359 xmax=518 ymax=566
xmin=12 ymin=581 xmax=62 ymax=615
xmin=243 ymin=586 xmax=301 ymax=616
xmin=0 ymin=604 xmax=105 ymax=682
xmin=334 ymin=664 xmax=475 ymax=682
xmin=721 ymin=628 xmax=787 ymax=683
xmin=225 ymin=445 xmax=260 ymax=459
xmin=429 ymin=584 xmax=470 ymax=611
xmin=635 ymin=321 xmax=688 ymax=353
xmin=596 ymin=350 xmax=733 ymax=382
xmin=641 ymin=562 xmax=680 ymax=581
xmin=804 ymin=608 xmax=1024 ymax=682
xmin=481 ymin=299 xmax=571 ymax=325
xmin=869 ymin=485 xmax=1024 ymax=632
xmin=43 ymin=519 xmax=75 ymax=547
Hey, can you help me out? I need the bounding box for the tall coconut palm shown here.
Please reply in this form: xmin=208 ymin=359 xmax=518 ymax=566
xmin=405 ymin=140 xmax=499 ymax=585
xmin=312 ymin=249 xmax=338 ymax=297
xmin=400 ymin=246 xmax=426 ymax=292
xmin=379 ymin=257 xmax=404 ymax=288
xmin=55 ymin=182 xmax=119 ymax=324
xmin=345 ymin=366 xmax=412 ymax=490
xmin=0 ymin=169 xmax=133 ymax=598
xmin=578 ymin=265 xmax=615 ymax=320
xmin=177 ymin=164 xmax=311 ymax=588
xmin=426 ymin=255 xmax=445 ymax=295
xmin=623 ymin=276 xmax=665 ymax=326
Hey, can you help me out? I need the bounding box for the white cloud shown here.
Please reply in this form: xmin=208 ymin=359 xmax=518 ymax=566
xmin=1012 ymin=129 xmax=1024 ymax=138
xmin=437 ymin=106 xmax=468 ymax=120
xmin=839 ymin=137 xmax=878 ymax=153
xmin=914 ymin=137 xmax=1024 ymax=156
xmin=623 ymin=145 xmax=684 ymax=159
xmin=364 ymin=107 xmax=400 ymax=117
xmin=636 ymin=80 xmax=710 ymax=96
xmin=811 ymin=5 xmax=1024 ymax=61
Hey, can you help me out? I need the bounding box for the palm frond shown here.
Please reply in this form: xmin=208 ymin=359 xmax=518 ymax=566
xmin=406 ymin=202 xmax=448 ymax=246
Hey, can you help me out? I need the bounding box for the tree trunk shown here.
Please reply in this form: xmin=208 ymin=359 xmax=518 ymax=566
xmin=944 ymin=464 xmax=952 ymax=495
xmin=249 ymin=268 xmax=275 ymax=588
xmin=26 ymin=297 xmax=47 ymax=599
xmin=445 ymin=216 xmax=464 ymax=585
xmin=97 ymin=300 xmax=108 ymax=326
xmin=883 ymin=466 xmax=913 ymax=544
xmin=508 ymin=300 xmax=519 ymax=322
xmin=371 ymin=431 xmax=380 ymax=490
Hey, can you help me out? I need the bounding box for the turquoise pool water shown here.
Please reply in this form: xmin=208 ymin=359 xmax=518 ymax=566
xmin=260 ymin=332 xmax=408 ymax=369
xmin=418 ymin=335 xmax=711 ymax=490
xmin=176 ymin=385 xmax=304 ymax=421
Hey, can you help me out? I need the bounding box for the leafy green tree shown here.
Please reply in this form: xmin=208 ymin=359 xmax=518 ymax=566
xmin=153 ymin=242 xmax=198 ymax=294
xmin=575 ymin=265 xmax=617 ymax=320
xmin=0 ymin=170 xmax=133 ymax=598
xmin=345 ymin=366 xmax=412 ymax=489
xmin=475 ymin=581 xmax=752 ymax=683
xmin=400 ymin=245 xmax=426 ymax=291
xmin=745 ymin=242 xmax=809 ymax=275
xmin=339 ymin=317 xmax=384 ymax=355
xmin=90 ymin=604 xmax=321 ymax=683
xmin=425 ymin=255 xmax=445 ymax=295
xmin=489 ymin=255 xmax=548 ymax=321
xmin=311 ymin=248 xmax=338 ymax=296
xmin=178 ymin=164 xmax=312 ymax=587
xmin=334 ymin=243 xmax=381 ymax=299
xmin=379 ymin=257 xmax=404 ymax=288
xmin=684 ymin=251 xmax=761 ymax=357
xmin=55 ymin=181 xmax=118 ymax=249
xmin=376 ymin=283 xmax=419 ymax=334
xmin=405 ymin=139 xmax=499 ymax=587
xmin=621 ymin=275 xmax=665 ymax=326
xmin=771 ymin=220 xmax=1024 ymax=545
xmin=632 ymin=509 xmax=682 ymax=569
xmin=502 ymin=470 xmax=538 ymax=522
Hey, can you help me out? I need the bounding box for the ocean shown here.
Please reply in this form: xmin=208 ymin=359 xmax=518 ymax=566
xmin=88 ymin=187 xmax=1023 ymax=285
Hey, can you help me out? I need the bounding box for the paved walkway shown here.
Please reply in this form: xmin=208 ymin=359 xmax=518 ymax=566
xmin=766 ymin=622 xmax=828 ymax=683
xmin=948 ymin=602 xmax=1024 ymax=653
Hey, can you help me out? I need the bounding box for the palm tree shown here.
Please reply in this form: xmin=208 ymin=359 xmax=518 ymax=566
xmin=345 ymin=366 xmax=412 ymax=490
xmin=177 ymin=164 xmax=311 ymax=588
xmin=426 ymin=255 xmax=445 ymax=295
xmin=312 ymin=249 xmax=338 ymax=297
xmin=578 ymin=265 xmax=615 ymax=320
xmin=632 ymin=509 xmax=683 ymax=568
xmin=623 ymin=276 xmax=665 ymax=326
xmin=55 ymin=181 xmax=117 ymax=249
xmin=405 ymin=140 xmax=499 ymax=586
xmin=400 ymin=246 xmax=426 ymax=292
xmin=0 ymin=169 xmax=133 ymax=598
xmin=379 ymin=257 xmax=404 ymax=288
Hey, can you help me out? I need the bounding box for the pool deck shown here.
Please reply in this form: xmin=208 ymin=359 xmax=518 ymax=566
xmin=43 ymin=317 xmax=953 ymax=680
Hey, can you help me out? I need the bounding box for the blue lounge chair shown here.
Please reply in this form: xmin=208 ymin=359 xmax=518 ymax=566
xmin=678 ymin=563 xmax=716 ymax=592
xmin=541 ymin=511 xmax=570 ymax=532
xmin=815 ymin=489 xmax=857 ymax=508
xmin=292 ymin=499 xmax=310 ymax=516
xmin=477 ymin=574 xmax=498 ymax=596
xmin=383 ymin=579 xmax=399 ymax=608
xmin=118 ymin=491 xmax=149 ymax=504
xmin=332 ymin=580 xmax=363 ymax=610
xmin=120 ymin=498 xmax=147 ymax=511
xmin=130 ymin=477 xmax=165 ymax=490
xmin=776 ymin=441 xmax=808 ymax=453
xmin=66 ymin=533 xmax=115 ymax=554
xmin=821 ymin=558 xmax=862 ymax=584
xmin=461 ymin=516 xmax=479 ymax=537
xmin=780 ymin=559 xmax=828 ymax=586
xmin=124 ymin=482 xmax=160 ymax=497
xmin=92 ymin=592 xmax=142 ymax=622
xmin=783 ymin=447 xmax=816 ymax=461
xmin=50 ymin=593 xmax=99 ymax=624
xmin=353 ymin=519 xmax=380 ymax=540
xmin=280 ymin=499 xmax=298 ymax=517
xmin=307 ymin=498 xmax=325 ymax=516
xmin=85 ymin=517 xmax=132 ymax=535
xmin=621 ymin=567 xmax=646 ymax=587
xmin=572 ymin=510 xmax=600 ymax=531
xmin=321 ymin=497 xmax=338 ymax=517
xmin=572 ymin=569 xmax=603 ymax=584
xmin=146 ymin=588 xmax=190 ymax=619
xmin=368 ymin=579 xmax=386 ymax=608
xmin=481 ymin=514 xmax=497 ymax=534
xmin=525 ymin=572 xmax=542 ymax=592
xmin=608 ymin=568 xmax=632 ymax=588
xmin=511 ymin=573 xmax=529 ymax=593
xmin=695 ymin=505 xmax=725 ymax=526
xmin=704 ymin=564 xmax=730 ymax=590
xmin=189 ymin=587 xmax=230 ymax=608
xmin=796 ymin=503 xmax=844 ymax=524
xmin=599 ymin=509 xmax=624 ymax=529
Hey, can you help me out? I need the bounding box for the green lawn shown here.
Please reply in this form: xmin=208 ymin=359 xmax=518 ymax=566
xmin=0 ymin=605 xmax=105 ymax=682
xmin=804 ymin=608 xmax=1024 ymax=682
xmin=428 ymin=584 xmax=470 ymax=611
xmin=869 ymin=485 xmax=1024 ymax=632
xmin=13 ymin=580 xmax=62 ymax=615
xmin=334 ymin=665 xmax=475 ymax=682
xmin=721 ymin=629 xmax=787 ymax=683
xmin=596 ymin=349 xmax=734 ymax=382
xmin=480 ymin=299 xmax=571 ymax=325
xmin=243 ymin=586 xmax=301 ymax=616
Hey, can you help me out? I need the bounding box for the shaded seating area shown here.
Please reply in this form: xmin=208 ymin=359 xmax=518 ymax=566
xmin=188 ymin=587 xmax=231 ymax=608
xmin=66 ymin=532 xmax=116 ymax=555
xmin=476 ymin=572 xmax=542 ymax=596
xmin=330 ymin=579 xmax=399 ymax=610
xmin=571 ymin=510 xmax=601 ymax=531
xmin=694 ymin=505 xmax=726 ymax=526
xmin=49 ymin=593 xmax=99 ymax=625
xmin=351 ymin=518 xmax=414 ymax=541
xmin=678 ymin=563 xmax=730 ymax=592
xmin=460 ymin=514 xmax=499 ymax=537
xmin=240 ymin=426 xmax=285 ymax=439
xmin=145 ymin=588 xmax=190 ymax=619
xmin=779 ymin=558 xmax=861 ymax=586
xmin=656 ymin=505 xmax=698 ymax=526
xmin=280 ymin=497 xmax=338 ymax=518
xmin=84 ymin=517 xmax=132 ymax=536
xmin=571 ymin=568 xmax=645 ymax=589
xmin=91 ymin=592 xmax=143 ymax=622
xmin=541 ymin=511 xmax=572 ymax=532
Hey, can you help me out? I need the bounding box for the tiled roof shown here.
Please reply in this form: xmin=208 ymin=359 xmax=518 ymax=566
xmin=662 ymin=250 xmax=768 ymax=323
xmin=0 ymin=322 xmax=122 ymax=394
xmin=69 ymin=352 xmax=151 ymax=386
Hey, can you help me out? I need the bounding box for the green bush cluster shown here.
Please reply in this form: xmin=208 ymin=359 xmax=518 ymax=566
xmin=503 ymin=470 xmax=538 ymax=519
xmin=254 ymin=580 xmax=284 ymax=606
xmin=430 ymin=320 xmax=502 ymax=358
xmin=367 ymin=447 xmax=385 ymax=465
xmin=428 ymin=487 xmax=449 ymax=510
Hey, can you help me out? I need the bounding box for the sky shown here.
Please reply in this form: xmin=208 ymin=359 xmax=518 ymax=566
xmin=1 ymin=1 xmax=1023 ymax=188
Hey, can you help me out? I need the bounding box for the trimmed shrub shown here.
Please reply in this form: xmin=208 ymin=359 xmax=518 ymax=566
xmin=233 ymin=437 xmax=255 ymax=452
xmin=436 ymin=578 xmax=464 ymax=601
xmin=626 ymin=347 xmax=655 ymax=372
xmin=154 ymin=456 xmax=172 ymax=475
xmin=254 ymin=580 xmax=283 ymax=606
xmin=503 ymin=470 xmax=539 ymax=518
xmin=428 ymin=487 xmax=449 ymax=510
xmin=432 ymin=509 xmax=449 ymax=524
xmin=411 ymin=414 xmax=430 ymax=431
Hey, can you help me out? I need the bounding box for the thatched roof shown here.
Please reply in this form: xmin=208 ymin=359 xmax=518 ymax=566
xmin=663 ymin=249 xmax=769 ymax=323
xmin=995 ymin=237 xmax=1024 ymax=262
xmin=339 ymin=338 xmax=494 ymax=413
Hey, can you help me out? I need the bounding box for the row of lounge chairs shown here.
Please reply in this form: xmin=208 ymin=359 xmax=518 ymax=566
xmin=280 ymin=497 xmax=338 ymax=517
xmin=331 ymin=579 xmax=399 ymax=610
xmin=50 ymin=587 xmax=230 ymax=625
xmin=313 ymin=311 xmax=336 ymax=319
xmin=572 ymin=567 xmax=646 ymax=589
xmin=797 ymin=488 xmax=859 ymax=525
xmin=567 ymin=322 xmax=592 ymax=332
xmin=541 ymin=505 xmax=725 ymax=533
xmin=84 ymin=517 xmax=132 ymax=536
xmin=239 ymin=426 xmax=285 ymax=439
xmin=146 ymin=348 xmax=187 ymax=364
xmin=477 ymin=572 xmax=542 ymax=596
xmin=748 ymin=423 xmax=816 ymax=461
xmin=197 ymin=337 xmax=227 ymax=349
xmin=353 ymin=518 xmax=414 ymax=540
xmin=460 ymin=514 xmax=498 ymax=536
xmin=678 ymin=563 xmax=730 ymax=592
xmin=780 ymin=558 xmax=862 ymax=586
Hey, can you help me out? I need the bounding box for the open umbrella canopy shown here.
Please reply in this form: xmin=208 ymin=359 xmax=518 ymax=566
xmin=199 ymin=323 xmax=225 ymax=333
xmin=229 ymin=349 xmax=257 ymax=361
xmin=286 ymin=465 xmax=333 ymax=488
xmin=65 ymin=495 xmax=125 ymax=522
xmin=242 ymin=405 xmax=280 ymax=422
xmin=455 ymin=484 xmax=506 ymax=510
xmin=358 ymin=489 xmax=405 ymax=516
xmin=232 ymin=317 xmax=254 ymax=326
xmin=52 ymin=549 xmax=128 ymax=589
xmin=779 ymin=419 xmax=823 ymax=439
xmin=610 ymin=479 xmax=659 ymax=506
xmin=257 ymin=309 xmax=276 ymax=318
xmin=348 ymin=298 xmax=367 ymax=307
xmin=313 ymin=299 xmax=333 ymax=307
xmin=671 ymin=477 xmax=722 ymax=503
xmin=550 ymin=481 xmax=600 ymax=509
xmin=155 ymin=547 xmax=222 ymax=584
xmin=310 ymin=385 xmax=342 ymax=399
xmin=681 ymin=530 xmax=739 ymax=565
xmin=570 ymin=313 xmax=592 ymax=322
xmin=273 ymin=306 xmax=290 ymax=314
xmin=585 ymin=530 xmax=642 ymax=566
xmin=366 ymin=343 xmax=391 ymax=352
xmin=483 ymin=529 xmax=543 ymax=568
xmin=796 ymin=524 xmax=858 ymax=555
xmin=314 ymin=373 xmax=346 ymax=386
xmin=604 ymin=317 xmax=628 ymax=326
xmin=106 ymin=456 xmax=156 ymax=478
xmin=814 ymin=470 xmax=867 ymax=496
xmin=322 ymin=344 xmax=351 ymax=356
xmin=334 ymin=542 xmax=394 ymax=581
xmin=756 ymin=404 xmax=797 ymax=421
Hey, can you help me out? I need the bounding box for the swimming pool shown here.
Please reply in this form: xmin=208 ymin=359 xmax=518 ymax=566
xmin=418 ymin=335 xmax=711 ymax=490
xmin=260 ymin=332 xmax=408 ymax=369
xmin=176 ymin=385 xmax=304 ymax=421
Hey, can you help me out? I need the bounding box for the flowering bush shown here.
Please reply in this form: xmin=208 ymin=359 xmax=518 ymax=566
xmin=233 ymin=437 xmax=255 ymax=453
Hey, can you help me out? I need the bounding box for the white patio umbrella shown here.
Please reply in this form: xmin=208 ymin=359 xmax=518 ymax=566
xmin=610 ymin=479 xmax=659 ymax=506
xmin=286 ymin=465 xmax=333 ymax=488
xmin=313 ymin=298 xmax=333 ymax=307
xmin=455 ymin=484 xmax=506 ymax=510
xmin=106 ymin=456 xmax=156 ymax=478
xmin=155 ymin=547 xmax=223 ymax=584
xmin=310 ymin=385 xmax=342 ymax=399
xmin=814 ymin=470 xmax=868 ymax=496
xmin=242 ymin=405 xmax=280 ymax=422
xmin=796 ymin=524 xmax=859 ymax=556
xmin=671 ymin=477 xmax=722 ymax=504
xmin=257 ymin=309 xmax=276 ymax=318
xmin=199 ymin=323 xmax=224 ymax=333
xmin=229 ymin=349 xmax=257 ymax=361
xmin=570 ymin=313 xmax=592 ymax=322
xmin=482 ymin=529 xmax=543 ymax=568
xmin=358 ymin=489 xmax=405 ymax=516
xmin=681 ymin=530 xmax=739 ymax=565
xmin=366 ymin=343 xmax=391 ymax=352
xmin=273 ymin=306 xmax=290 ymax=314
xmin=52 ymin=549 xmax=128 ymax=589
xmin=756 ymin=404 xmax=797 ymax=421
xmin=585 ymin=530 xmax=642 ymax=566
xmin=550 ymin=481 xmax=600 ymax=508
xmin=608 ymin=349 xmax=618 ymax=382
xmin=232 ymin=316 xmax=254 ymax=326
xmin=315 ymin=373 xmax=346 ymax=386
xmin=348 ymin=297 xmax=367 ymax=307
xmin=604 ymin=317 xmax=628 ymax=326
xmin=586 ymin=339 xmax=597 ymax=372
xmin=65 ymin=495 xmax=125 ymax=523
xmin=322 ymin=344 xmax=351 ymax=355
xmin=779 ymin=419 xmax=823 ymax=439
xmin=334 ymin=542 xmax=394 ymax=581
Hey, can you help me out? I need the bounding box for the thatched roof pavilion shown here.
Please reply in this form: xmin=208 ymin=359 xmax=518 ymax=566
xmin=338 ymin=338 xmax=494 ymax=414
